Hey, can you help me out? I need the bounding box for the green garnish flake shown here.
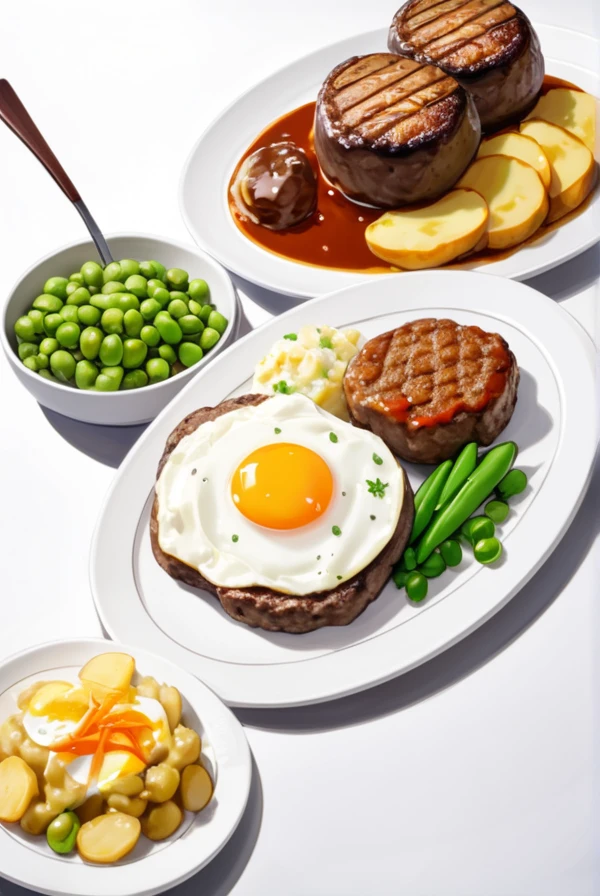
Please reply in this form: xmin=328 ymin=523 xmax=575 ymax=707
xmin=316 ymin=328 xmax=322 ymax=333
xmin=273 ymin=380 xmax=294 ymax=394
xmin=370 ymin=515 xmax=376 ymax=520
xmin=332 ymin=525 xmax=342 ymax=537
xmin=329 ymin=432 xmax=338 ymax=443
xmin=319 ymin=335 xmax=333 ymax=349
xmin=283 ymin=333 xmax=297 ymax=341
xmin=342 ymin=491 xmax=346 ymax=496
xmin=367 ymin=478 xmax=388 ymax=499
xmin=232 ymin=534 xmax=239 ymax=543
xmin=317 ymin=555 xmax=321 ymax=560
xmin=373 ymin=453 xmax=383 ymax=466
xmin=337 ymin=575 xmax=343 ymax=580
xmin=274 ymin=427 xmax=281 ymax=434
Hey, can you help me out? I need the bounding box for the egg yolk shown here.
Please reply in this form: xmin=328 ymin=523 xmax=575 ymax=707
xmin=231 ymin=442 xmax=333 ymax=530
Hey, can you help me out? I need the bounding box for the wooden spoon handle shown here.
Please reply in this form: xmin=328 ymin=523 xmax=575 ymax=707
xmin=0 ymin=79 xmax=81 ymax=203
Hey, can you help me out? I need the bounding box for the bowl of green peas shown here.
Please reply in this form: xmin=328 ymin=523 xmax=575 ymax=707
xmin=2 ymin=234 xmax=239 ymax=425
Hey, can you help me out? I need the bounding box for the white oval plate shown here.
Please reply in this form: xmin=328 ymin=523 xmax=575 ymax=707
xmin=91 ymin=271 xmax=596 ymax=708
xmin=0 ymin=639 xmax=251 ymax=896
xmin=179 ymin=24 xmax=599 ymax=299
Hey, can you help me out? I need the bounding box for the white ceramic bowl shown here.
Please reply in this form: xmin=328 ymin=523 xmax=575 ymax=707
xmin=1 ymin=234 xmax=240 ymax=426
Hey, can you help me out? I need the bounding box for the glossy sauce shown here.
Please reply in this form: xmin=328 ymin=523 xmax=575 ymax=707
xmin=228 ymin=76 xmax=592 ymax=273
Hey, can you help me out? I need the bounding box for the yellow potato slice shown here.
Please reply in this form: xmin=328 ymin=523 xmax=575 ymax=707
xmin=79 ymin=653 xmax=135 ymax=700
xmin=0 ymin=756 xmax=39 ymax=822
xmin=525 ymin=88 xmax=596 ymax=152
xmin=458 ymin=155 xmax=548 ymax=249
xmin=365 ymin=189 xmax=489 ymax=269
xmin=77 ymin=812 xmax=141 ymax=864
xmin=180 ymin=765 xmax=213 ymax=813
xmin=519 ymin=119 xmax=596 ymax=223
xmin=477 ymin=132 xmax=552 ymax=190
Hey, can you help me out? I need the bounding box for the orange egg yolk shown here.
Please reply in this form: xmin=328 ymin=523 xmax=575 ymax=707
xmin=231 ymin=442 xmax=334 ymax=530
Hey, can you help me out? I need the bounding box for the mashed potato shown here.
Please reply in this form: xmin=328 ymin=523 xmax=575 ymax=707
xmin=252 ymin=325 xmax=361 ymax=420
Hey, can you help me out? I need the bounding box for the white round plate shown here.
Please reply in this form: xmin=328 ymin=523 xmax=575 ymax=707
xmin=91 ymin=271 xmax=597 ymax=708
xmin=179 ymin=24 xmax=600 ymax=299
xmin=0 ymin=639 xmax=251 ymax=896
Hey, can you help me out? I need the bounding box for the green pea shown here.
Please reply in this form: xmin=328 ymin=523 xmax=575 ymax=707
xmin=405 ymin=571 xmax=428 ymax=603
xmin=207 ymin=310 xmax=228 ymax=335
xmin=147 ymin=278 xmax=166 ymax=298
xmin=103 ymin=261 xmax=124 ymax=283
xmin=169 ymin=291 xmax=189 ymax=304
xmin=147 ymin=346 xmax=160 ymax=358
xmin=43 ymin=276 xmax=69 ymax=300
xmin=88 ymin=285 xmax=99 ymax=295
xmin=485 ymin=500 xmax=510 ymax=523
xmin=199 ymin=327 xmax=220 ymax=351
xmin=122 ymin=369 xmax=149 ymax=389
xmin=23 ymin=355 xmax=40 ymax=372
xmin=146 ymin=357 xmax=170 ymax=384
xmin=140 ymin=298 xmax=161 ymax=321
xmin=77 ymin=305 xmax=101 ymax=327
xmin=188 ymin=299 xmax=204 ymax=316
xmin=56 ymin=321 xmax=80 ymax=348
xmin=99 ymin=334 xmax=123 ymax=366
xmin=154 ymin=311 xmax=182 ymax=345
xmin=158 ymin=344 xmax=177 ymax=365
xmin=474 ymin=537 xmax=503 ymax=564
xmin=139 ymin=260 xmax=158 ymax=279
xmin=81 ymin=261 xmax=104 ymax=289
xmin=178 ymin=342 xmax=203 ymax=367
xmin=178 ymin=314 xmax=204 ymax=335
xmin=80 ymin=326 xmax=103 ymax=360
xmin=101 ymin=308 xmax=124 ymax=335
xmin=27 ymin=309 xmax=45 ymax=334
xmin=460 ymin=516 xmax=495 ymax=546
xmin=150 ymin=260 xmax=167 ymax=281
xmin=33 ymin=294 xmax=63 ymax=313
xmin=140 ymin=325 xmax=160 ymax=347
xmin=95 ymin=366 xmax=124 ymax=391
xmin=403 ymin=547 xmax=417 ymax=571
xmin=18 ymin=342 xmax=39 ymax=361
xmin=393 ymin=569 xmax=408 ymax=589
xmin=71 ymin=349 xmax=83 ymax=362
xmin=117 ymin=293 xmax=140 ymax=313
xmin=65 ymin=281 xmax=80 ymax=297
xmin=124 ymin=309 xmax=144 ymax=338
xmin=122 ymin=338 xmax=148 ymax=369
xmin=50 ymin=349 xmax=76 ymax=382
xmin=75 ymin=359 xmax=99 ymax=390
xmin=38 ymin=369 xmax=59 ymax=382
xmin=124 ymin=274 xmax=148 ymax=298
xmin=66 ymin=286 xmax=91 ymax=306
xmin=166 ymin=268 xmax=189 ymax=290
xmin=199 ymin=304 xmax=214 ymax=324
xmin=90 ymin=293 xmax=120 ymax=312
xmin=43 ymin=313 xmax=63 ymax=337
xmin=102 ymin=280 xmax=126 ymax=295
xmin=14 ymin=316 xmax=36 ymax=341
xmin=119 ymin=259 xmax=140 ymax=279
xmin=188 ymin=278 xmax=209 ymax=303
xmin=59 ymin=305 xmax=79 ymax=324
xmin=69 ymin=272 xmax=84 ymax=284
xmin=35 ymin=353 xmax=49 ymax=369
xmin=47 ymin=810 xmax=80 ymax=855
xmin=496 ymin=469 xmax=527 ymax=501
xmin=419 ymin=551 xmax=446 ymax=578
xmin=168 ymin=299 xmax=188 ymax=320
xmin=152 ymin=287 xmax=171 ymax=308
xmin=439 ymin=539 xmax=462 ymax=568
xmin=181 ymin=333 xmax=202 ymax=344
xmin=39 ymin=337 xmax=59 ymax=356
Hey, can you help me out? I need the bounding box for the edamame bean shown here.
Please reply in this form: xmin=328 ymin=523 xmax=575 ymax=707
xmin=102 ymin=280 xmax=126 ymax=295
xmin=95 ymin=366 xmax=124 ymax=391
xmin=71 ymin=349 xmax=83 ymax=362
xmin=103 ymin=261 xmax=124 ymax=283
xmin=168 ymin=299 xmax=188 ymax=320
xmin=56 ymin=321 xmax=80 ymax=348
xmin=405 ymin=571 xmax=428 ymax=603
xmin=147 ymin=279 xmax=166 ymax=298
xmin=474 ymin=537 xmax=503 ymax=564
xmin=496 ymin=469 xmax=527 ymax=501
xmin=88 ymin=285 xmax=99 ymax=295
xmin=199 ymin=327 xmax=220 ymax=351
xmin=419 ymin=551 xmax=446 ymax=578
xmin=188 ymin=278 xmax=209 ymax=303
xmin=80 ymin=261 xmax=104 ymax=289
xmin=38 ymin=369 xmax=59 ymax=381
xmin=18 ymin=342 xmax=38 ymax=361
xmin=166 ymin=268 xmax=189 ymax=290
xmin=199 ymin=304 xmax=214 ymax=324
xmin=69 ymin=272 xmax=84 ymax=284
xmin=33 ymin=294 xmax=63 ymax=313
xmin=178 ymin=314 xmax=204 ymax=335
xmin=207 ymin=310 xmax=228 ymax=335
xmin=39 ymin=337 xmax=59 ymax=356
xmin=140 ymin=325 xmax=160 ymax=347
xmin=80 ymin=327 xmax=103 ymax=360
xmin=439 ymin=539 xmax=462 ymax=567
xmin=43 ymin=276 xmax=69 ymax=300
xmin=181 ymin=333 xmax=202 ymax=344
xmin=66 ymin=286 xmax=91 ymax=306
xmin=124 ymin=274 xmax=148 ymax=298
xmin=23 ymin=355 xmax=39 ymax=372
xmin=140 ymin=260 xmax=158 ymax=279
xmin=169 ymin=291 xmax=188 ymax=304
xmin=124 ymin=309 xmax=144 ymax=338
xmin=102 ymin=308 xmax=124 ymax=335
xmin=460 ymin=516 xmax=495 ymax=546
xmin=409 ymin=459 xmax=453 ymax=544
xmin=119 ymin=259 xmax=140 ymax=279
xmin=14 ymin=316 xmax=36 ymax=341
xmin=154 ymin=311 xmax=182 ymax=345
xmin=122 ymin=369 xmax=149 ymax=389
xmin=158 ymin=344 xmax=177 ymax=365
xmin=50 ymin=350 xmax=76 ymax=382
xmin=65 ymin=281 xmax=80 ymax=297
xmin=122 ymin=338 xmax=148 ymax=369
xmin=99 ymin=334 xmax=123 ymax=366
xmin=436 ymin=442 xmax=478 ymax=510
xmin=27 ymin=309 xmax=45 ymax=334
xmin=140 ymin=298 xmax=161 ymax=321
xmin=146 ymin=358 xmax=170 ymax=384
xmin=178 ymin=342 xmax=203 ymax=367
xmin=117 ymin=293 xmax=140 ymax=313
xmin=152 ymin=287 xmax=171 ymax=308
xmin=485 ymin=500 xmax=509 ymax=523
xmin=47 ymin=810 xmax=80 ymax=855
xmin=90 ymin=293 xmax=120 ymax=311
xmin=75 ymin=360 xmax=99 ymax=390
xmin=35 ymin=353 xmax=49 ymax=369
xmin=188 ymin=299 xmax=203 ymax=316
xmin=393 ymin=569 xmax=408 ymax=589
xmin=151 ymin=260 xmax=167 ymax=281
xmin=43 ymin=312 xmax=63 ymax=337
xmin=77 ymin=305 xmax=101 ymax=327
xmin=59 ymin=305 xmax=79 ymax=324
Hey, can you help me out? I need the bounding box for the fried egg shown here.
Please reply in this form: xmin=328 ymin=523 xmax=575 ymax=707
xmin=155 ymin=393 xmax=405 ymax=595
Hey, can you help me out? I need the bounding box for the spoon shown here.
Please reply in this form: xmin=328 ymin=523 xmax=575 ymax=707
xmin=0 ymin=79 xmax=113 ymax=265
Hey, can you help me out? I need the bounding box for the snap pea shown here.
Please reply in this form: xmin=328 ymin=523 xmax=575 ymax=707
xmin=59 ymin=305 xmax=79 ymax=324
xmin=66 ymin=286 xmax=91 ymax=306
xmin=474 ymin=537 xmax=503 ymax=564
xmin=124 ymin=274 xmax=148 ymax=298
xmin=124 ymin=309 xmax=144 ymax=338
xmin=154 ymin=311 xmax=182 ymax=345
xmin=77 ymin=305 xmax=101 ymax=327
xmin=146 ymin=357 xmax=170 ymax=384
xmin=415 ymin=441 xmax=517 ymax=564
xmin=419 ymin=551 xmax=446 ymax=578
xmin=496 ymin=469 xmax=527 ymax=501
xmin=119 ymin=259 xmax=140 ymax=279
xmin=23 ymin=355 xmax=39 ymax=372
xmin=117 ymin=293 xmax=140 ymax=313
xmin=166 ymin=267 xmax=188 ymax=289
xmin=405 ymin=571 xmax=428 ymax=603
xmin=75 ymin=359 xmax=99 ymax=390
xmin=69 ymin=272 xmax=84 ymax=284
xmin=43 ymin=276 xmax=69 ymax=300
xmin=168 ymin=299 xmax=188 ymax=320
xmin=439 ymin=539 xmax=462 ymax=567
xmin=485 ymin=500 xmax=509 ymax=523
xmin=80 ymin=261 xmax=104 ymax=289
xmin=140 ymin=325 xmax=160 ymax=347
xmin=200 ymin=327 xmax=220 ymax=351
xmin=80 ymin=326 xmax=103 ymax=360
xmin=39 ymin=337 xmax=59 ymax=356
xmin=409 ymin=459 xmax=453 ymax=544
xmin=122 ymin=338 xmax=148 ymax=369
xmin=103 ymin=261 xmax=124 ymax=283
xmin=436 ymin=442 xmax=478 ymax=510
xmin=102 ymin=280 xmax=126 ymax=295
xmin=178 ymin=314 xmax=204 ymax=335
xmin=50 ymin=350 xmax=76 ymax=382
xmin=152 ymin=286 xmax=171 ymax=308
xmin=158 ymin=344 xmax=177 ymax=365
xmin=122 ymin=369 xmax=149 ymax=389
xmin=101 ymin=308 xmax=124 ymax=335
xmin=18 ymin=342 xmax=38 ymax=361
xmin=35 ymin=353 xmax=49 ymax=369
xmin=393 ymin=569 xmax=408 ymax=589
xmin=56 ymin=321 xmax=80 ymax=348
xmin=32 ymin=293 xmax=63 ymax=313
xmin=199 ymin=304 xmax=214 ymax=324
xmin=99 ymin=333 xmax=123 ymax=366
xmin=208 ymin=310 xmax=228 ymax=335
xmin=188 ymin=278 xmax=209 ymax=303
xmin=43 ymin=312 xmax=63 ymax=336
xmin=95 ymin=366 xmax=124 ymax=391
xmin=140 ymin=298 xmax=161 ymax=321
xmin=27 ymin=309 xmax=45 ymax=334
xmin=14 ymin=316 xmax=36 ymax=341
xmin=178 ymin=342 xmax=203 ymax=367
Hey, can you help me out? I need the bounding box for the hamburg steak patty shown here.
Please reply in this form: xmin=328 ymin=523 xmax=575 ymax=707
xmin=388 ymin=0 xmax=544 ymax=131
xmin=314 ymin=52 xmax=480 ymax=208
xmin=150 ymin=394 xmax=415 ymax=634
xmin=344 ymin=319 xmax=519 ymax=464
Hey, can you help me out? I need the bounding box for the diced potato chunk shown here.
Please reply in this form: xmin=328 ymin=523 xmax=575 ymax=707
xmin=180 ymin=765 xmax=213 ymax=812
xmin=165 ymin=726 xmax=200 ymax=771
xmin=143 ymin=764 xmax=180 ymax=803
xmin=20 ymin=800 xmax=58 ymax=835
xmin=0 ymin=756 xmax=39 ymax=822
xmin=106 ymin=793 xmax=147 ymax=817
xmin=79 ymin=653 xmax=135 ymax=700
xmin=141 ymin=800 xmax=182 ymax=841
xmin=77 ymin=812 xmax=141 ymax=864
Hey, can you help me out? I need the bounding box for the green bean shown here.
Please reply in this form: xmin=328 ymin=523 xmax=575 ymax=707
xmin=393 ymin=569 xmax=408 ymax=589
xmin=119 ymin=259 xmax=140 ymax=279
xmin=166 ymin=267 xmax=188 ymax=289
xmin=80 ymin=327 xmax=103 ymax=360
xmin=207 ymin=310 xmax=228 ymax=335
xmin=80 ymin=261 xmax=104 ymax=289
xmin=69 ymin=272 xmax=84 ymax=284
xmin=27 ymin=309 xmax=45 ymax=334
xmin=122 ymin=369 xmax=149 ymax=389
xmin=99 ymin=334 xmax=123 ymax=366
xmin=102 ymin=280 xmax=126 ymax=295
xmin=178 ymin=314 xmax=204 ymax=335
xmin=117 ymin=293 xmax=140 ymax=313
xmin=43 ymin=312 xmax=63 ymax=337
xmin=474 ymin=537 xmax=503 ymax=564
xmin=436 ymin=442 xmax=478 ymax=510
xmin=199 ymin=304 xmax=214 ymax=324
xmin=103 ymin=261 xmax=124 ymax=283
xmin=101 ymin=308 xmax=124 ymax=335
xmin=406 ymin=571 xmax=428 ymax=602
xmin=66 ymin=286 xmax=91 ymax=307
xmin=419 ymin=551 xmax=446 ymax=578
xmin=409 ymin=459 xmax=453 ymax=544
xmin=35 ymin=353 xmax=49 ymax=369
xmin=460 ymin=516 xmax=495 ymax=546
xmin=139 ymin=260 xmax=158 ymax=280
xmin=39 ymin=337 xmax=59 ymax=356
xmin=188 ymin=278 xmax=209 ymax=303
xmin=439 ymin=539 xmax=462 ymax=567
xmin=43 ymin=276 xmax=69 ymax=300
xmin=59 ymin=305 xmax=79 ymax=324
xmin=140 ymin=325 xmax=160 ymax=347
xmin=122 ymin=338 xmax=148 ymax=369
xmin=188 ymin=299 xmax=204 ymax=316
xmin=154 ymin=311 xmax=182 ymax=345
xmin=14 ymin=316 xmax=36 ymax=341
xmin=178 ymin=342 xmax=203 ymax=367
xmin=146 ymin=357 xmax=170 ymax=384
xmin=415 ymin=441 xmax=517 ymax=564
xmin=75 ymin=360 xmax=99 ymax=390
xmin=65 ymin=281 xmax=80 ymax=297
xmin=23 ymin=355 xmax=39 ymax=372
xmin=95 ymin=366 xmax=124 ymax=391
xmin=124 ymin=274 xmax=148 ymax=298
xmin=496 ymin=469 xmax=527 ymax=501
xmin=158 ymin=344 xmax=177 ymax=365
xmin=32 ymin=294 xmax=63 ymax=313
xmin=485 ymin=500 xmax=509 ymax=523
xmin=140 ymin=298 xmax=161 ymax=321
xmin=18 ymin=342 xmax=38 ymax=361
xmin=168 ymin=299 xmax=188 ymax=320
xmin=147 ymin=278 xmax=166 ymax=298
xmin=55 ymin=321 xmax=80 ymax=348
xmin=152 ymin=287 xmax=171 ymax=308
xmin=200 ymin=327 xmax=220 ymax=351
xmin=124 ymin=309 xmax=144 ymax=338
xmin=77 ymin=305 xmax=101 ymax=327
xmin=50 ymin=350 xmax=76 ymax=382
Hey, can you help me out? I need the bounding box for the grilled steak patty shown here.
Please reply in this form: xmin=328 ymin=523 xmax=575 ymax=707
xmin=388 ymin=0 xmax=544 ymax=131
xmin=314 ymin=52 xmax=480 ymax=208
xmin=150 ymin=394 xmax=415 ymax=634
xmin=343 ymin=319 xmax=519 ymax=464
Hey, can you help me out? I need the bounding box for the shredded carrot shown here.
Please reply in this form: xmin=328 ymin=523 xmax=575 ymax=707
xmin=87 ymin=727 xmax=110 ymax=790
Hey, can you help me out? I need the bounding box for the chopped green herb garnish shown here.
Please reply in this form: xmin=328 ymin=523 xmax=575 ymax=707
xmin=332 ymin=525 xmax=342 ymax=537
xmin=370 ymin=515 xmax=376 ymax=520
xmin=316 ymin=328 xmax=321 ymax=333
xmin=317 ymin=555 xmax=321 ymax=560
xmin=273 ymin=380 xmax=294 ymax=394
xmin=283 ymin=333 xmax=297 ymax=341
xmin=232 ymin=534 xmax=239 ymax=543
xmin=319 ymin=336 xmax=333 ymax=349
xmin=329 ymin=432 xmax=338 ymax=443
xmin=342 ymin=491 xmax=346 ymax=496
xmin=373 ymin=453 xmax=383 ymax=465
xmin=274 ymin=427 xmax=281 ymax=434
xmin=366 ymin=478 xmax=389 ymax=499
xmin=337 ymin=575 xmax=343 ymax=580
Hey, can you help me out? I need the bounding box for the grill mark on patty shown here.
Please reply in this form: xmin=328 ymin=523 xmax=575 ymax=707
xmin=341 ymin=64 xmax=450 ymax=128
xmin=405 ymin=0 xmax=473 ymax=24
xmin=332 ymin=55 xmax=400 ymax=90
xmin=336 ymin=57 xmax=427 ymax=115
xmin=358 ymin=78 xmax=459 ymax=141
xmin=406 ymin=0 xmax=506 ymax=45
xmin=421 ymin=3 xmax=517 ymax=59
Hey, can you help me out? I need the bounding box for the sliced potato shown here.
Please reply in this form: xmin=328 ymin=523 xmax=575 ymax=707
xmin=180 ymin=765 xmax=213 ymax=813
xmin=158 ymin=684 xmax=182 ymax=733
xmin=77 ymin=812 xmax=141 ymax=864
xmin=525 ymin=88 xmax=596 ymax=151
xmin=519 ymin=119 xmax=596 ymax=222
xmin=365 ymin=188 xmax=488 ymax=269
xmin=458 ymin=155 xmax=548 ymax=249
xmin=79 ymin=653 xmax=135 ymax=700
xmin=477 ymin=131 xmax=552 ymax=190
xmin=0 ymin=756 xmax=39 ymax=822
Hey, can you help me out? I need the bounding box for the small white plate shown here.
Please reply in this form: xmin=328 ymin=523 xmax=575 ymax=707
xmin=91 ymin=271 xmax=597 ymax=708
xmin=179 ymin=24 xmax=600 ymax=299
xmin=0 ymin=639 xmax=251 ymax=896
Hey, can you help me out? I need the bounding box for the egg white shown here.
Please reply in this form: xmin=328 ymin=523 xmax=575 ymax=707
xmin=155 ymin=393 xmax=405 ymax=595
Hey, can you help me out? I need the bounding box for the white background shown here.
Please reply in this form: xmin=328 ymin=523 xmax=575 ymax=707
xmin=1 ymin=1 xmax=599 ymax=894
